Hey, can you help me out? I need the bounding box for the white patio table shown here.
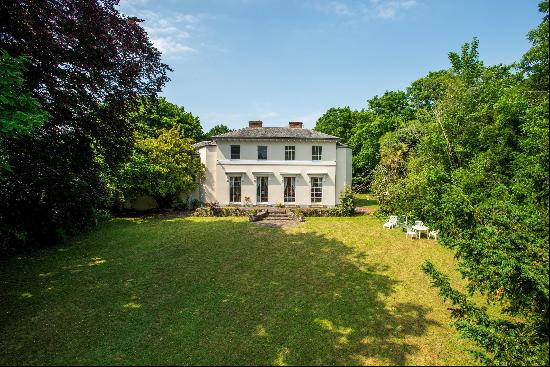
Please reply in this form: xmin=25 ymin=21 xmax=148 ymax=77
xmin=412 ymin=225 xmax=429 ymax=238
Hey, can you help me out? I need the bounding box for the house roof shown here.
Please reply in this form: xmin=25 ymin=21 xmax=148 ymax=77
xmin=212 ymin=127 xmax=340 ymax=141
xmin=193 ymin=140 xmax=217 ymax=149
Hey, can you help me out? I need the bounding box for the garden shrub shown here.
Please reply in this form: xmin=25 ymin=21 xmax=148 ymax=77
xmin=188 ymin=198 xmax=202 ymax=210
xmin=334 ymin=185 xmax=356 ymax=216
xmin=193 ymin=192 xmax=357 ymax=218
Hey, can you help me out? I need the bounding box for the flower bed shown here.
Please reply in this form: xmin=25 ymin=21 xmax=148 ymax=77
xmin=193 ymin=203 xmax=356 ymax=218
xmin=193 ymin=205 xmax=255 ymax=217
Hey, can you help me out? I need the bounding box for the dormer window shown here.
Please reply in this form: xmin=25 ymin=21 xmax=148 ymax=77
xmin=230 ymin=145 xmax=240 ymax=159
xmin=258 ymin=145 xmax=267 ymax=160
xmin=312 ymin=146 xmax=322 ymax=161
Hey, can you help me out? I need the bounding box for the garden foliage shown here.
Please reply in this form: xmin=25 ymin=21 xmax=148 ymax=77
xmin=129 ymin=97 xmax=204 ymax=141
xmin=118 ymin=128 xmax=204 ymax=208
xmin=0 ymin=0 xmax=169 ymax=253
xmin=330 ymin=185 xmax=356 ymax=216
xmin=0 ymin=50 xmax=49 ymax=173
xmin=202 ymin=124 xmax=233 ymax=140
xmin=316 ymin=2 xmax=549 ymax=364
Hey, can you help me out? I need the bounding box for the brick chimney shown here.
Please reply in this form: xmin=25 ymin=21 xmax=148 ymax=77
xmin=289 ymin=121 xmax=303 ymax=129
xmin=249 ymin=120 xmax=263 ymax=128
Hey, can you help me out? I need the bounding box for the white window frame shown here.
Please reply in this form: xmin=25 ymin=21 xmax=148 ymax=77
xmin=284 ymin=176 xmax=296 ymax=203
xmin=229 ymin=176 xmax=241 ymax=203
xmin=256 ymin=176 xmax=269 ymax=203
xmin=285 ymin=146 xmax=295 ymax=161
xmin=310 ymin=176 xmax=323 ymax=203
xmin=312 ymin=145 xmax=322 ymax=161
xmin=257 ymin=145 xmax=268 ymax=160
xmin=230 ymin=145 xmax=240 ymax=160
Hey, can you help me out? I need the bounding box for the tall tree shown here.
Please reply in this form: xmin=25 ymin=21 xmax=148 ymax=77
xmin=520 ymin=0 xmax=549 ymax=91
xmin=366 ymin=90 xmax=415 ymax=120
xmin=116 ymin=97 xmax=206 ymax=208
xmin=131 ymin=97 xmax=203 ymax=141
xmin=369 ymin=8 xmax=548 ymax=363
xmin=203 ymin=124 xmax=232 ymax=140
xmin=0 ymin=50 xmax=49 ymax=139
xmin=119 ymin=128 xmax=204 ymax=208
xmin=314 ymin=107 xmax=355 ymax=144
xmin=349 ymin=91 xmax=415 ymax=182
xmin=407 ymin=70 xmax=452 ymax=109
xmin=0 ymin=0 xmax=170 ymax=253
xmin=0 ymin=50 xmax=49 ymax=173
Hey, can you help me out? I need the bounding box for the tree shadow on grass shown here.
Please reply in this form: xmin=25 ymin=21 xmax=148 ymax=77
xmin=0 ymin=217 xmax=439 ymax=365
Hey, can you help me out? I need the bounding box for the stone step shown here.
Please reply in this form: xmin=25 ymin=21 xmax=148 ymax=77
xmin=264 ymin=216 xmax=294 ymax=221
xmin=266 ymin=208 xmax=287 ymax=213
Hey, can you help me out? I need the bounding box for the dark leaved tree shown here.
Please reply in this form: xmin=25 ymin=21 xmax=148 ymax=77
xmin=0 ymin=0 xmax=170 ymax=254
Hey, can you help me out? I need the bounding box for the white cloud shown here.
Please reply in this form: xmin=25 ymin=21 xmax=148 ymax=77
xmin=116 ymin=3 xmax=200 ymax=58
xmin=309 ymin=0 xmax=418 ymax=20
xmin=143 ymin=13 xmax=197 ymax=56
xmin=143 ymin=22 xmax=189 ymax=39
xmin=369 ymin=0 xmax=418 ymax=19
xmin=150 ymin=37 xmax=195 ymax=56
xmin=315 ymin=1 xmax=352 ymax=16
xmin=117 ymin=0 xmax=150 ymax=15
xmin=175 ymin=14 xmax=200 ymax=24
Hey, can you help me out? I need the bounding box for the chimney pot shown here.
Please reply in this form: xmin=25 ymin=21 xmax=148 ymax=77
xmin=249 ymin=120 xmax=263 ymax=128
xmin=289 ymin=121 xmax=303 ymax=128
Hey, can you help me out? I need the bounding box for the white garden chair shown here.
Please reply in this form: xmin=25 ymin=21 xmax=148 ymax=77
xmin=383 ymin=215 xmax=398 ymax=229
xmin=406 ymin=227 xmax=418 ymax=239
xmin=428 ymin=230 xmax=439 ymax=240
xmin=415 ymin=220 xmax=424 ymax=226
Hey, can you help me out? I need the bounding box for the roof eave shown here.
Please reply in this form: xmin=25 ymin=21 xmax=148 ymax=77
xmin=212 ymin=137 xmax=340 ymax=141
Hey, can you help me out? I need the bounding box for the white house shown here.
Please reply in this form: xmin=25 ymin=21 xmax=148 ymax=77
xmin=193 ymin=120 xmax=352 ymax=207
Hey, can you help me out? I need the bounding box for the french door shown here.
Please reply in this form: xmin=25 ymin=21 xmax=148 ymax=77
xmin=229 ymin=176 xmax=241 ymax=203
xmin=311 ymin=176 xmax=323 ymax=203
xmin=256 ymin=176 xmax=268 ymax=203
xmin=284 ymin=176 xmax=295 ymax=203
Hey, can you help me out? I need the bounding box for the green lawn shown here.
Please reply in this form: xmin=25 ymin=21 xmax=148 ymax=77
xmin=355 ymin=193 xmax=380 ymax=212
xmin=0 ymin=213 xmax=474 ymax=365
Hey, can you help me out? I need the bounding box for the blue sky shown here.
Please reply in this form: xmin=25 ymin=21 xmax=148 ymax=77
xmin=118 ymin=0 xmax=542 ymax=131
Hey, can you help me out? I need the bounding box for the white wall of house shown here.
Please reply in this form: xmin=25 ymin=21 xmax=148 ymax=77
xmin=196 ymin=139 xmax=352 ymax=207
xmin=336 ymin=145 xmax=353 ymax=202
